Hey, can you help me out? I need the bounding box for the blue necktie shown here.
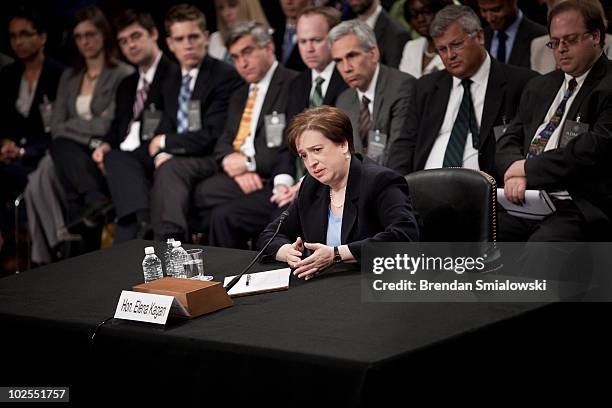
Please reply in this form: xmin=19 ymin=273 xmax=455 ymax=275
xmin=177 ymin=73 xmax=192 ymax=133
xmin=282 ymin=25 xmax=296 ymax=64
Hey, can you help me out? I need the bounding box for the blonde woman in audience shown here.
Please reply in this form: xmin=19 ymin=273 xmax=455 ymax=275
xmin=208 ymin=0 xmax=270 ymax=62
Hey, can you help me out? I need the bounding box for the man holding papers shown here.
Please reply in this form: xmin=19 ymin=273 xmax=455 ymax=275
xmin=496 ymin=0 xmax=612 ymax=241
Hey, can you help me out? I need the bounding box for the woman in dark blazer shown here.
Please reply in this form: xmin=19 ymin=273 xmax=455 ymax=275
xmin=258 ymin=106 xmax=419 ymax=280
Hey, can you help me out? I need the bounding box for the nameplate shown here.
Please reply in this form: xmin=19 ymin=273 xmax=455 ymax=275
xmin=114 ymin=290 xmax=179 ymax=325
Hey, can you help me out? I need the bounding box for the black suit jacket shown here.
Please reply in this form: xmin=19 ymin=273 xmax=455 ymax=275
xmin=0 ymin=57 xmax=64 ymax=166
xmin=496 ymin=54 xmax=612 ymax=231
xmin=388 ymin=57 xmax=538 ymax=179
xmin=273 ymin=23 xmax=307 ymax=72
xmin=156 ymin=55 xmax=243 ymax=156
xmin=285 ymin=66 xmax=348 ymax=122
xmin=214 ymin=64 xmax=299 ymax=180
xmin=258 ymin=154 xmax=419 ymax=261
xmin=484 ymin=15 xmax=547 ymax=68
xmin=374 ymin=10 xmax=411 ymax=69
xmin=104 ymin=54 xmax=179 ymax=149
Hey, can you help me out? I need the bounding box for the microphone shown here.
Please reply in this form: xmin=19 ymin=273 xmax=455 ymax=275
xmin=224 ymin=210 xmax=290 ymax=291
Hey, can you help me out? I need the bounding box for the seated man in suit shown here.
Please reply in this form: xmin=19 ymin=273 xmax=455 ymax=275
xmin=331 ymin=20 xmax=415 ymax=168
xmin=387 ymin=5 xmax=538 ymax=178
xmin=196 ymin=21 xmax=298 ymax=248
xmin=478 ymin=0 xmax=546 ymax=68
xmin=348 ymin=0 xmax=411 ymax=68
xmin=89 ymin=10 xmax=180 ymax=242
xmin=496 ymin=0 xmax=612 ymax=242
xmin=149 ymin=4 xmax=243 ymax=242
xmin=273 ymin=0 xmax=309 ymax=71
xmin=273 ymin=5 xmax=348 ymax=207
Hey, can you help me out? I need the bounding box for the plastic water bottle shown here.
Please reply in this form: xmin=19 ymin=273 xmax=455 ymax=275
xmin=170 ymin=241 xmax=188 ymax=278
xmin=142 ymin=246 xmax=163 ymax=282
xmin=163 ymin=238 xmax=175 ymax=276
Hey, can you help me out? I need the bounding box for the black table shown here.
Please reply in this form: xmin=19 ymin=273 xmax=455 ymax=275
xmin=1 ymin=240 xmax=610 ymax=405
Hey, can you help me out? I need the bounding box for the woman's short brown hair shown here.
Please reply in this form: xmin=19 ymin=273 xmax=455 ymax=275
xmin=287 ymin=106 xmax=355 ymax=155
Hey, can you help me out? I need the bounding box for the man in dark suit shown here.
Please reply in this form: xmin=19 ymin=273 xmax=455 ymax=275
xmin=194 ymin=21 xmax=298 ymax=249
xmin=331 ymin=20 xmax=415 ymax=168
xmin=387 ymin=5 xmax=537 ymax=179
xmin=479 ymin=0 xmax=547 ymax=68
xmin=348 ymin=0 xmax=411 ymax=68
xmin=272 ymin=0 xmax=310 ymax=71
xmin=496 ymin=0 xmax=612 ymax=242
xmin=273 ymin=5 xmax=349 ymax=207
xmin=89 ymin=10 xmax=180 ymax=242
xmin=148 ymin=4 xmax=243 ymax=242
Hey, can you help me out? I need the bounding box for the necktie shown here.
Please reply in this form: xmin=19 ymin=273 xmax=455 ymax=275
xmin=233 ymin=85 xmax=259 ymax=151
xmin=358 ymin=95 xmax=372 ymax=150
xmin=443 ymin=79 xmax=479 ymax=168
xmin=177 ymin=74 xmax=192 ymax=133
xmin=282 ymin=25 xmax=296 ymax=64
xmin=127 ymin=78 xmax=149 ymax=133
xmin=310 ymin=76 xmax=325 ymax=107
xmin=497 ymin=30 xmax=508 ymax=63
xmin=527 ymin=78 xmax=578 ymax=158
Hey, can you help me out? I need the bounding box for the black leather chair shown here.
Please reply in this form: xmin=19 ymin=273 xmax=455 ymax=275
xmin=405 ymin=168 xmax=497 ymax=242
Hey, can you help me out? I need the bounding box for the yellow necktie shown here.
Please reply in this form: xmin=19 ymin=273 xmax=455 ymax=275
xmin=233 ymin=85 xmax=259 ymax=151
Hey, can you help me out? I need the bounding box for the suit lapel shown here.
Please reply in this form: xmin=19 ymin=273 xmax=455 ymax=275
xmin=255 ymin=65 xmax=284 ymax=135
xmin=301 ymin=181 xmax=330 ymax=244
xmin=91 ymin=66 xmax=112 ymax=114
xmin=344 ymin=89 xmax=362 ymax=152
xmin=566 ymin=55 xmax=607 ymax=121
xmin=480 ymin=60 xmax=506 ymax=147
xmin=508 ymin=19 xmax=530 ymax=66
xmin=192 ymin=56 xmax=212 ymax=102
xmin=341 ymin=157 xmax=361 ymax=244
xmin=372 ymin=65 xmax=387 ymax=127
xmin=416 ymin=73 xmax=452 ymax=169
xmin=323 ymin=68 xmax=347 ymax=105
xmin=524 ymin=71 xmax=564 ymax=151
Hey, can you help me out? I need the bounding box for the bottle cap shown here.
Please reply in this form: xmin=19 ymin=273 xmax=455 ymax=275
xmin=144 ymin=246 xmax=155 ymax=255
xmin=172 ymin=241 xmax=182 ymax=247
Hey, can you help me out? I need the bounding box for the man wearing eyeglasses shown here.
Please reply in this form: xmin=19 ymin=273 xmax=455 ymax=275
xmin=387 ymin=5 xmax=537 ymax=178
xmin=478 ymin=0 xmax=546 ymax=68
xmin=496 ymin=0 xmax=612 ymax=241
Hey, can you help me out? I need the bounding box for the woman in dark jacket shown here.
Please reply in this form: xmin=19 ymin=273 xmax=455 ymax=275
xmin=258 ymin=106 xmax=419 ymax=280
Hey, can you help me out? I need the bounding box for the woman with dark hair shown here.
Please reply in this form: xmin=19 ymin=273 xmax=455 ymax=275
xmin=258 ymin=106 xmax=419 ymax=280
xmin=26 ymin=6 xmax=133 ymax=263
xmin=399 ymin=0 xmax=451 ymax=78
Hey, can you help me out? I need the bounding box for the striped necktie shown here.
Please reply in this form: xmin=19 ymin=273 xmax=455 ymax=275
xmin=127 ymin=78 xmax=149 ymax=133
xmin=443 ymin=79 xmax=479 ymax=168
xmin=359 ymin=95 xmax=372 ymax=149
xmin=233 ymin=85 xmax=259 ymax=151
xmin=310 ymin=76 xmax=325 ymax=107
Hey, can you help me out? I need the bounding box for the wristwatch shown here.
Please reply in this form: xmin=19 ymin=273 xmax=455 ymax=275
xmin=333 ymin=246 xmax=342 ymax=264
xmin=245 ymin=156 xmax=256 ymax=172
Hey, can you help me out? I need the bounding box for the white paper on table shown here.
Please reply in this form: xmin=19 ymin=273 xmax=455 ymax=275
xmin=223 ymin=268 xmax=291 ymax=297
xmin=497 ymin=188 xmax=556 ymax=220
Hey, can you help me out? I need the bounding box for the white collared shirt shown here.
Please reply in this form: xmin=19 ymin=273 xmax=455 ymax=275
xmin=364 ymin=4 xmax=383 ymax=29
xmin=241 ymin=60 xmax=279 ymax=159
xmin=356 ymin=64 xmax=380 ymax=117
xmin=310 ymin=61 xmax=335 ymax=102
xmin=181 ymin=65 xmax=199 ymax=92
xmin=120 ymin=52 xmax=163 ymax=152
xmin=425 ymin=54 xmax=492 ymax=170
xmin=528 ymin=66 xmax=592 ymax=200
